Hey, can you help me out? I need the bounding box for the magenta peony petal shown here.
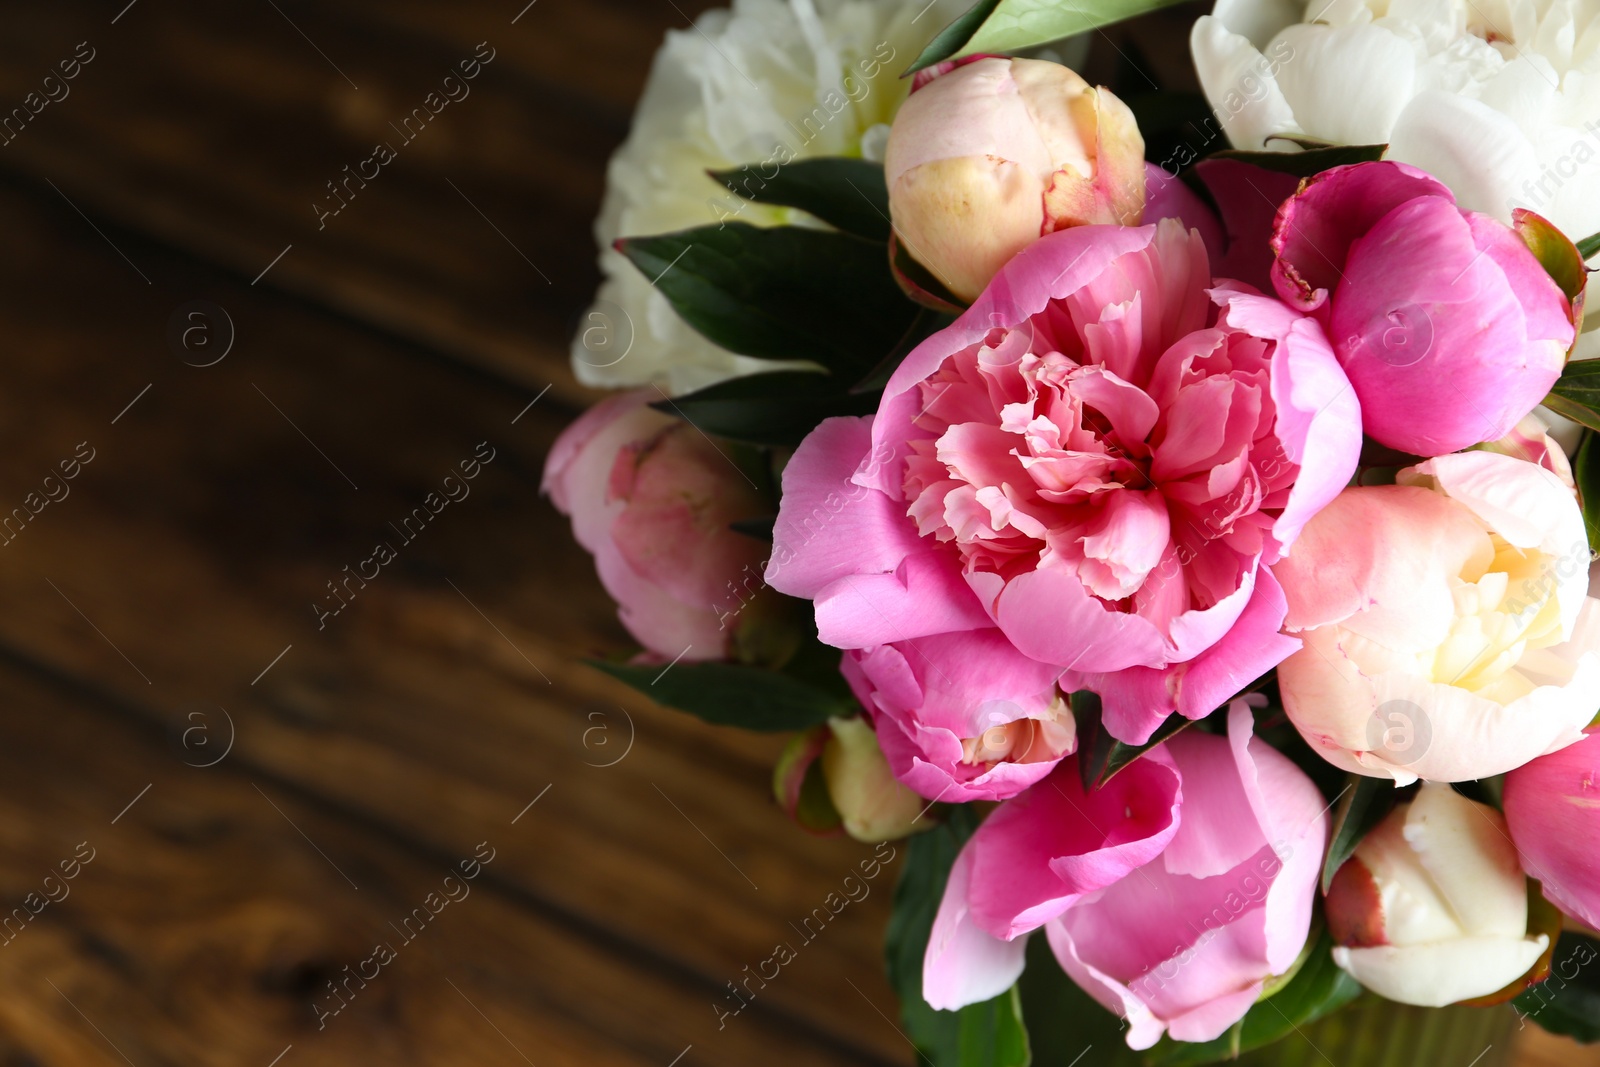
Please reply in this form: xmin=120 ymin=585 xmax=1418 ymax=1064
xmin=1270 ymin=160 xmax=1452 ymax=312
xmin=1143 ymin=162 xmax=1225 ymax=259
xmin=1504 ymin=730 xmax=1600 ymax=930
xmin=962 ymin=754 xmax=1182 ymax=941
xmin=1042 ymin=706 xmax=1326 ymax=1048
xmin=1191 ymin=158 xmax=1300 ymax=294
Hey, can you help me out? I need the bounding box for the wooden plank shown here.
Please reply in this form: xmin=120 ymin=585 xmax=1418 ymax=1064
xmin=0 ymin=175 xmax=913 ymax=1063
xmin=0 ymin=656 xmax=890 ymax=1067
xmin=0 ymin=0 xmax=720 ymax=405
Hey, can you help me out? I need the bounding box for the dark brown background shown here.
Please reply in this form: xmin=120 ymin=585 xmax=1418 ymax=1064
xmin=0 ymin=2 xmax=1587 ymax=1064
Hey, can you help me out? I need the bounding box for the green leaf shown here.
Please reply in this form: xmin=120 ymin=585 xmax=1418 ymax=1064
xmin=1321 ymin=774 xmax=1399 ymax=894
xmin=1144 ymin=928 xmax=1363 ymax=1065
xmin=1542 ymin=360 xmax=1600 ymax=433
xmin=616 ymin=223 xmax=917 ymax=380
xmin=910 ymin=0 xmax=1193 ymax=72
xmin=1514 ymin=932 xmax=1600 ymax=1043
xmin=654 ymin=370 xmax=878 ymax=447
xmin=852 ymin=306 xmax=958 ymax=395
xmin=885 ymin=806 xmax=1031 ymax=1066
xmin=906 ymin=0 xmax=1002 ymax=74
xmin=1073 ymin=690 xmax=1196 ymax=793
xmin=708 ymin=158 xmax=890 ymax=242
xmin=587 ymin=659 xmax=851 ymax=732
xmin=1208 ymin=143 xmax=1388 ymax=178
xmin=1576 ymin=431 xmax=1600 ymax=554
xmin=1578 ymin=231 xmax=1600 ymax=260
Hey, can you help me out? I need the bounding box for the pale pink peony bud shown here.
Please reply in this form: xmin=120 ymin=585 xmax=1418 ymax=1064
xmin=884 ymin=57 xmax=1145 ymax=303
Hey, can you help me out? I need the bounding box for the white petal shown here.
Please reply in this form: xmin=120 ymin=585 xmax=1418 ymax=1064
xmin=1403 ymin=783 xmax=1528 ymax=937
xmin=1191 ymin=17 xmax=1303 ymax=151
xmin=1333 ymin=935 xmax=1548 ymax=1006
xmin=1273 ymin=23 xmax=1418 ymax=146
xmin=1213 ymin=0 xmax=1307 ymax=46
xmin=1389 ymin=90 xmax=1543 ymax=224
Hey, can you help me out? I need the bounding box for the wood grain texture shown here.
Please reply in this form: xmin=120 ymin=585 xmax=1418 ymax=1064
xmin=0 ymin=2 xmax=1591 ymax=1066
xmin=0 ymin=176 xmax=911 ymax=1065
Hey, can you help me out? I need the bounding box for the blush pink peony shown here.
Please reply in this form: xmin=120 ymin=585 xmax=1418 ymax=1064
xmin=543 ymin=391 xmax=770 ymax=661
xmin=766 ymin=220 xmax=1361 ymax=744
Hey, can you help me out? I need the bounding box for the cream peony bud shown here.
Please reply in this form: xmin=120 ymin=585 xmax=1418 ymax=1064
xmin=821 ymin=716 xmax=932 ymax=843
xmin=1326 ymin=783 xmax=1548 ymax=1006
xmin=884 ymin=56 xmax=1145 ymax=303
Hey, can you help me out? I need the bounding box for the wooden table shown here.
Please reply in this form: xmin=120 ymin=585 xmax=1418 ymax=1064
xmin=0 ymin=3 xmax=1589 ymax=1065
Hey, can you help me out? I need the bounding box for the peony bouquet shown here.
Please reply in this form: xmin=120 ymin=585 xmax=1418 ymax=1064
xmin=551 ymin=0 xmax=1600 ymax=1062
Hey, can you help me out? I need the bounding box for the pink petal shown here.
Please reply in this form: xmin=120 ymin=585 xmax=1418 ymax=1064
xmin=1143 ymin=162 xmax=1225 ymax=260
xmin=813 ymin=551 xmax=991 ymax=648
xmin=923 ymin=847 xmax=1030 ymax=1011
xmin=767 ymin=415 xmax=928 ymax=602
xmin=961 ymin=754 xmax=1182 ymax=940
xmin=1270 ymin=160 xmax=1453 ymax=312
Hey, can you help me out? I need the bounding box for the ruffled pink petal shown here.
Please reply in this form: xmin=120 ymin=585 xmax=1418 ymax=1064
xmin=884 ymin=225 xmax=1159 ymax=404
xmin=982 ymin=566 xmax=1168 ymax=673
xmin=1209 ymin=290 xmax=1360 ymax=555
xmin=848 ymin=631 xmax=1067 ymax=802
xmin=1167 ymin=569 xmax=1300 ymax=721
xmin=961 ymin=753 xmax=1182 ymax=940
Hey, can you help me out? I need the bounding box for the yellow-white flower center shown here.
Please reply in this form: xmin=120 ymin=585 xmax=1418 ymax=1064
xmin=1423 ymin=536 xmax=1565 ymax=701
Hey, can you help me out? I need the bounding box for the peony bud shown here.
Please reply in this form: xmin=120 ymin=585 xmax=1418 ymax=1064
xmin=542 ymin=391 xmax=775 ymax=662
xmin=821 ymin=716 xmax=932 ymax=843
xmin=1326 ymin=783 xmax=1548 ymax=1007
xmin=1271 ymin=161 xmax=1575 ymax=456
xmin=884 ymin=56 xmax=1145 ymax=303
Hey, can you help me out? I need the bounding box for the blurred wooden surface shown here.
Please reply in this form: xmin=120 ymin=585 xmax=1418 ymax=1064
xmin=0 ymin=2 xmax=1590 ymax=1066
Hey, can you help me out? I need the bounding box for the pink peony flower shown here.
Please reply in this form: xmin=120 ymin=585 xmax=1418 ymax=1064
xmin=766 ymin=221 xmax=1361 ymax=744
xmin=543 ymin=391 xmax=769 ymax=661
xmin=925 ymin=702 xmax=1328 ymax=1049
xmin=1504 ymin=729 xmax=1600 ymax=931
xmin=1271 ymin=160 xmax=1576 ymax=456
xmin=842 ymin=629 xmax=1074 ymax=803
xmin=922 ymin=744 xmax=1182 ymax=1012
xmin=1273 ymin=451 xmax=1600 ymax=783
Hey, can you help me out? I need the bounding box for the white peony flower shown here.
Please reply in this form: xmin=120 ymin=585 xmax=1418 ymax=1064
xmin=1190 ymin=0 xmax=1600 ymax=251
xmin=575 ymin=0 xmax=969 ymax=395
